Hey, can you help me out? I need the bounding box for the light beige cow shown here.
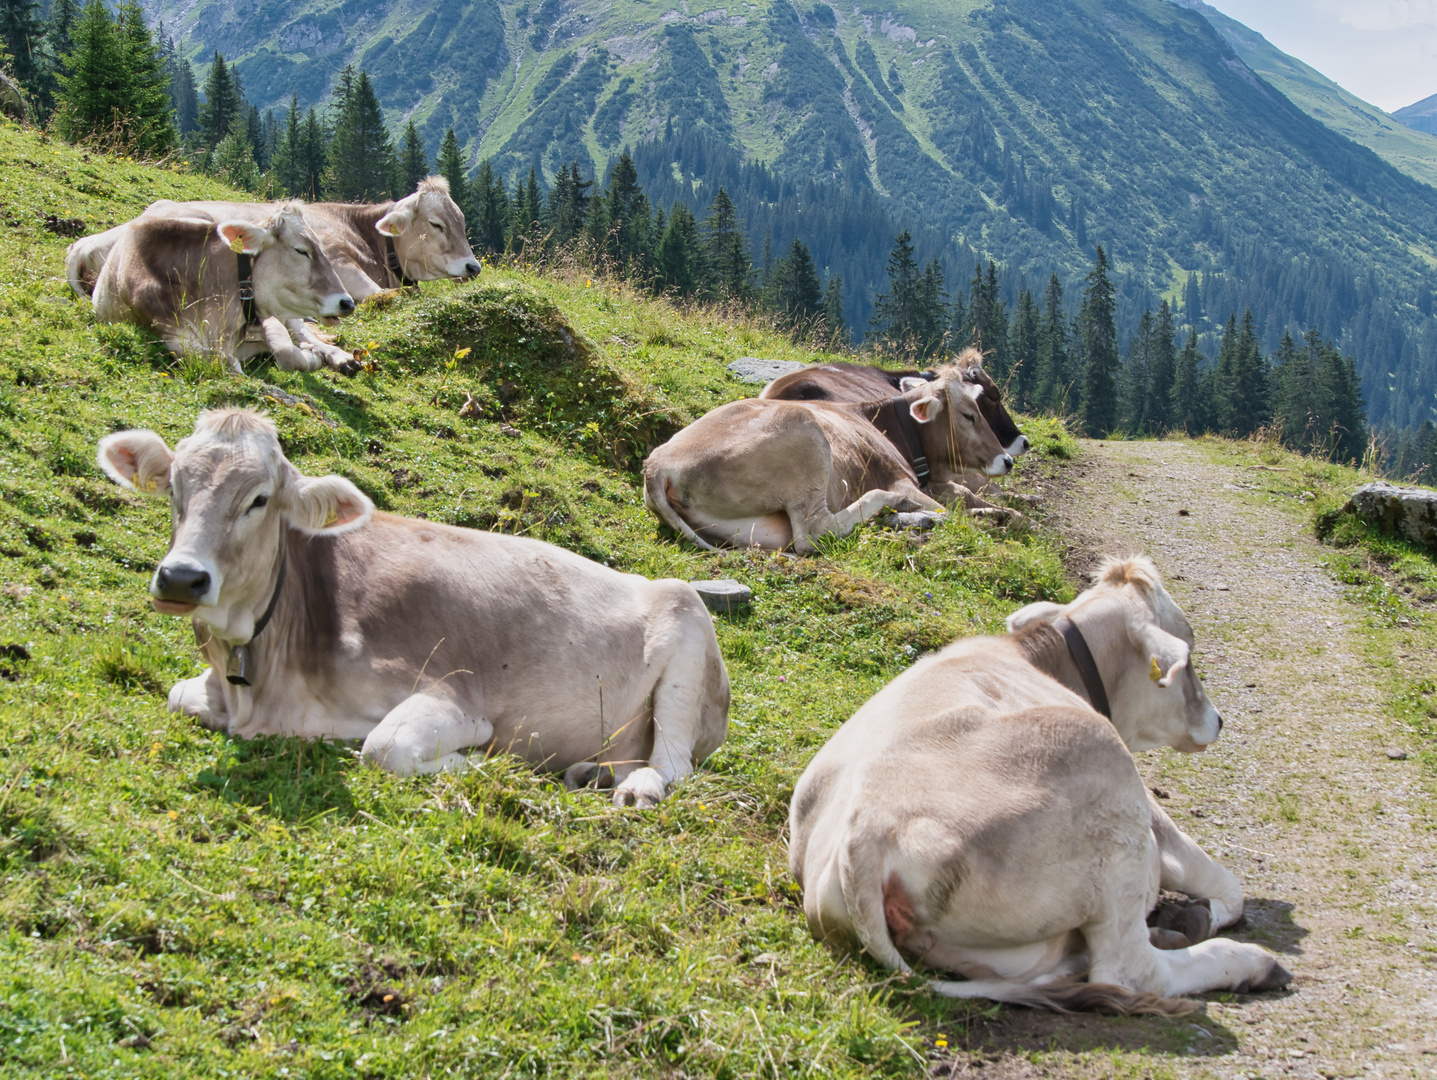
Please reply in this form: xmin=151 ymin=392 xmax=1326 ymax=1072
xmin=68 ymin=178 xmax=478 ymax=372
xmin=89 ymin=206 xmax=354 ymax=375
xmin=789 ymin=556 xmax=1291 ymax=1014
xmin=96 ymin=409 xmax=730 ymax=806
xmin=643 ymin=366 xmax=1014 ymax=553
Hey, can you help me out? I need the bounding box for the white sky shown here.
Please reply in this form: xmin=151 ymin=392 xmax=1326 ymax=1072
xmin=1202 ymin=1 xmax=1437 ymax=112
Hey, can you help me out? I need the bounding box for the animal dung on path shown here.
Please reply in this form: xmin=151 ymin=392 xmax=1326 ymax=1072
xmin=689 ymin=579 xmax=752 ymax=614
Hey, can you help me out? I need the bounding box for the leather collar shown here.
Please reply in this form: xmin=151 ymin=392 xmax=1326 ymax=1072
xmin=1053 ymin=615 xmax=1111 ymax=719
xmin=862 ymin=396 xmax=931 ymax=484
xmin=226 ymin=550 xmax=286 ymax=686
xmin=384 ymin=235 xmax=419 ymax=288
xmin=236 ymin=251 xmax=259 ymax=327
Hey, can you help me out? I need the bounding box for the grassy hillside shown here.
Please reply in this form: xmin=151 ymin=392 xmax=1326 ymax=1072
xmin=0 ymin=119 xmax=1091 ymax=1077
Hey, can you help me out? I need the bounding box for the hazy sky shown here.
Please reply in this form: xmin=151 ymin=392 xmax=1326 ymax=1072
xmin=1203 ymin=1 xmax=1437 ymax=112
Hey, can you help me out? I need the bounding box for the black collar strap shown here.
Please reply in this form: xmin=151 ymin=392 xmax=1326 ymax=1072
xmin=236 ymin=252 xmax=259 ymax=327
xmin=384 ymin=236 xmax=419 ymax=288
xmin=887 ymin=395 xmax=930 ymax=484
xmin=226 ymin=550 xmax=286 ymax=686
xmin=1053 ymin=615 xmax=1112 ymax=719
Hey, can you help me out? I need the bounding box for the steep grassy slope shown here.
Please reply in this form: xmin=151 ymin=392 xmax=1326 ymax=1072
xmin=0 ymin=120 xmax=1092 ymax=1077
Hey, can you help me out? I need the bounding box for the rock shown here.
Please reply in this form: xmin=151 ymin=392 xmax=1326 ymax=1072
xmin=1384 ymin=747 xmax=1408 ymax=760
xmin=726 ymin=357 xmax=807 ymax=385
xmin=0 ymin=71 xmax=27 ymax=122
xmin=689 ymin=579 xmax=752 ymax=614
xmin=1344 ymin=481 xmax=1437 ymax=549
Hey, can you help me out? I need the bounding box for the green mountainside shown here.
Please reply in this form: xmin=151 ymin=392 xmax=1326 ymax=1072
xmin=148 ymin=0 xmax=1437 ymax=431
xmin=1170 ymin=0 xmax=1437 ymax=191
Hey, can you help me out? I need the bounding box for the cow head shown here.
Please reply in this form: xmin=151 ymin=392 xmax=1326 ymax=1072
xmin=1007 ymin=556 xmax=1223 ymax=753
xmin=899 ymin=366 xmax=1013 ymax=479
xmin=951 ymin=347 xmax=1029 ymax=458
xmin=97 ymin=409 xmax=373 ymax=643
xmin=218 ymin=203 xmax=354 ymax=322
xmin=376 ymin=176 xmax=482 ymax=281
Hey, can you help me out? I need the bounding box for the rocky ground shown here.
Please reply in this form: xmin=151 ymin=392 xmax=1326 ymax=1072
xmin=942 ymin=438 xmax=1436 ymax=1079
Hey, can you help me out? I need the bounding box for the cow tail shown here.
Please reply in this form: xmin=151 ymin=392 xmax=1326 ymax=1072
xmin=838 ymin=834 xmax=912 ymax=975
xmin=65 ymin=240 xmax=97 ymax=298
xmin=643 ymin=467 xmax=719 ymax=552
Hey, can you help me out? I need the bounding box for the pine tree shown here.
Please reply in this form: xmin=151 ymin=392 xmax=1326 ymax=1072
xmin=1213 ymin=312 xmax=1240 ymax=433
xmin=768 ymin=236 xmax=822 ymax=335
xmin=436 ymin=128 xmax=469 ymax=216
xmin=398 ymin=120 xmax=428 ymax=195
xmin=473 ymin=157 xmax=509 ymax=254
xmin=975 ymin=261 xmax=1008 ymax=377
xmin=55 ymin=0 xmax=174 ymax=156
xmin=47 ymin=0 xmax=76 ymax=59
xmin=297 ymin=106 xmax=327 ymax=200
xmin=821 ymin=274 xmax=846 ymax=343
xmin=1 ymin=0 xmax=43 ymax=91
xmin=243 ymin=102 xmax=263 ymax=167
xmin=271 ymin=94 xmax=304 ymax=196
xmin=1315 ymin=333 xmax=1367 ymax=463
xmin=702 ymin=187 xmax=750 ymax=301
xmin=1078 ymin=245 xmax=1119 ymax=437
xmin=1231 ymin=309 xmax=1269 ymax=437
xmin=1271 ymin=330 xmax=1315 ymax=450
xmin=1034 ymin=273 xmax=1069 ymax=414
xmin=870 ymin=229 xmax=944 ymax=357
xmin=1008 ymin=289 xmax=1039 ymax=412
xmin=212 ymin=116 xmax=258 ymax=189
xmin=115 ymin=1 xmax=174 ymax=155
xmin=1148 ymin=301 xmax=1176 ymax=432
xmin=657 ymin=202 xmax=703 ymax=297
xmin=545 ymin=160 xmax=591 ymax=250
xmin=167 ymin=52 xmax=197 ymax=135
xmin=326 ymin=67 xmax=393 ymax=201
xmin=1170 ymin=327 xmax=1204 ymax=433
xmin=1121 ymin=309 xmax=1155 ymax=435
xmin=196 ymin=50 xmax=242 ymax=152
xmin=598 ymin=150 xmax=650 ymax=269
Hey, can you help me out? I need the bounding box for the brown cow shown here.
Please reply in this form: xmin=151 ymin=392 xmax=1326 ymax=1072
xmin=643 ymin=366 xmax=1012 ymax=553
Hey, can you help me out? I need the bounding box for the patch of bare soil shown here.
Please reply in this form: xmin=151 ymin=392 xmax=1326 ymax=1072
xmin=955 ymin=439 xmax=1436 ymax=1079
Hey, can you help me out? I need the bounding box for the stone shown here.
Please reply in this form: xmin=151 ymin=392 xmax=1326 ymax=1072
xmin=1344 ymin=481 xmax=1437 ymax=549
xmin=726 ymin=357 xmax=807 ymax=385
xmin=689 ymin=579 xmax=752 ymax=614
xmin=1384 ymin=747 xmax=1408 ymax=760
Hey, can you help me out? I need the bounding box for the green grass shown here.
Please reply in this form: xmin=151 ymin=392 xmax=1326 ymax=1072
xmin=0 ymin=120 xmax=1080 ymax=1078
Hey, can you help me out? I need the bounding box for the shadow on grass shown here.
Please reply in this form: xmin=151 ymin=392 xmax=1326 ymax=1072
xmin=191 ymin=735 xmax=359 ymax=822
xmin=960 ymin=1004 xmax=1241 ymax=1059
xmin=1238 ymin=897 xmax=1309 ymax=956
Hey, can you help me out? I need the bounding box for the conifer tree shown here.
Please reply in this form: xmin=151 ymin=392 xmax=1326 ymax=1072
xmin=657 ymin=203 xmax=702 ymax=297
xmin=326 ymin=67 xmax=393 ymax=201
xmin=398 ymin=120 xmax=428 ymax=195
xmin=1008 ymin=289 xmax=1039 ymax=412
xmin=167 ymin=51 xmax=197 ymax=135
xmin=545 ymin=160 xmax=591 ymax=250
xmin=1170 ymin=327 xmax=1206 ymax=433
xmin=436 ymin=128 xmax=469 ymax=216
xmin=196 ymin=50 xmax=242 ymax=151
xmin=473 ymin=158 xmax=509 ymax=254
xmin=55 ymin=0 xmax=174 ymax=155
xmin=1213 ymin=313 xmax=1240 ymax=433
xmin=1271 ymin=330 xmax=1315 ymax=449
xmin=871 ymin=229 xmax=947 ymax=357
xmin=47 ymin=0 xmax=76 ymax=59
xmin=1 ymin=0 xmax=43 ymax=91
xmin=1231 ymin=309 xmax=1269 ymax=437
xmin=768 ymin=237 xmax=822 ymax=335
xmin=271 ymin=94 xmax=304 ymax=196
xmin=297 ymin=106 xmax=327 ymax=199
xmin=1148 ymin=300 xmax=1176 ymax=431
xmin=1078 ymin=245 xmax=1119 ymax=437
xmin=821 ymin=274 xmax=846 ymax=343
xmin=598 ymin=151 xmax=650 ymax=269
xmin=114 ymin=1 xmax=174 ymax=154
xmin=1315 ymin=332 xmax=1366 ymax=462
xmin=975 ymin=262 xmax=1008 ymax=377
xmin=212 ymin=116 xmax=258 ymax=188
xmin=1033 ymin=273 xmax=1069 ymax=413
xmin=702 ymin=187 xmax=750 ymax=301
xmin=243 ymin=102 xmax=263 ymax=167
xmin=1121 ymin=309 xmax=1156 ymax=435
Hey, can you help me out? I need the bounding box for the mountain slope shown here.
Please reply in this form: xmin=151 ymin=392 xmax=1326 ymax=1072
xmin=1169 ymin=0 xmax=1437 ymax=191
xmin=149 ymin=0 xmax=1437 ymax=431
xmin=1393 ymin=93 xmax=1437 ymax=137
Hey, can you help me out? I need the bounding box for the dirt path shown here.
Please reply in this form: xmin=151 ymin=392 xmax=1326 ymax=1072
xmin=961 ymin=439 xmax=1436 ymax=1079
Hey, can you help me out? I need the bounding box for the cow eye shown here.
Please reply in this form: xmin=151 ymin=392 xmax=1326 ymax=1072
xmin=431 ymin=221 xmax=445 ymax=231
xmin=248 ymin=494 xmax=269 ymax=512
xmin=294 ymin=247 xmax=311 ymax=258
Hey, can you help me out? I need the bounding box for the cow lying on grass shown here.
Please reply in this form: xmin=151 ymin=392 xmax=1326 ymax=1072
xmin=761 ymin=349 xmax=1030 ymax=459
xmin=789 ymin=555 xmax=1291 ymax=1013
xmin=643 ymin=365 xmax=1013 ymax=553
xmin=89 ymin=205 xmax=354 ymax=375
xmin=69 ymin=178 xmax=479 ymax=372
xmin=97 ymin=409 xmax=730 ymax=806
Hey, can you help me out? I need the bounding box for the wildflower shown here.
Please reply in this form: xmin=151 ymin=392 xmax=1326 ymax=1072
xmin=454 ymin=346 xmax=472 ymax=360
xmin=168 ymin=810 xmax=178 ymax=821
xmin=935 ymin=1036 xmax=948 ymax=1049
xmin=778 ymin=675 xmax=787 ymax=683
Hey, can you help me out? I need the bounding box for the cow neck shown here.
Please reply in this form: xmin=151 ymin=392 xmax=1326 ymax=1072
xmin=225 ymin=547 xmax=287 ymax=687
xmin=235 ymin=252 xmax=259 ymax=328
xmin=342 ymin=201 xmax=411 ymax=288
xmin=859 ymin=397 xmax=930 ymax=484
xmin=1052 ymin=615 xmax=1112 ymax=719
xmin=383 ymin=235 xmax=420 ymax=288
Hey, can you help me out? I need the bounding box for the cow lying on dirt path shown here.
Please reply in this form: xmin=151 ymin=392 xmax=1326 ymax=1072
xmin=97 ymin=409 xmax=730 ymax=806
xmin=69 ymin=178 xmax=478 ymax=372
xmin=643 ymin=365 xmax=1013 ymax=553
xmin=88 ymin=206 xmax=354 ymax=375
xmin=788 ymin=555 xmax=1291 ymax=1013
xmin=761 ymin=349 xmax=1030 ymax=459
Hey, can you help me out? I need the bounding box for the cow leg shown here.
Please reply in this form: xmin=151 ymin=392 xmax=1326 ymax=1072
xmin=360 ymin=693 xmax=494 ymax=776
xmin=284 ymin=319 xmax=361 ymax=375
xmin=168 ymin=667 xmax=229 ymax=731
xmin=928 ymin=480 xmax=1023 ymax=522
xmin=1149 ymin=794 xmax=1245 ymax=930
xmin=333 ymin=262 xmax=386 ymax=302
xmin=261 ymin=317 xmax=323 ymax=371
xmin=790 ymin=487 xmax=935 ymax=555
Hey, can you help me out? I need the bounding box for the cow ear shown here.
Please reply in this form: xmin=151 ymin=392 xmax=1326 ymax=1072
xmin=376 ymin=205 xmax=415 ymax=237
xmin=909 ymin=392 xmax=942 ymax=423
xmin=97 ymin=429 xmax=173 ymax=496
xmin=1006 ymin=601 xmax=1064 ymax=633
xmin=284 ymin=474 xmax=374 ymax=535
xmin=899 ymin=376 xmax=928 ymax=392
xmin=1136 ymin=623 xmax=1190 ymax=688
xmin=216 ymin=220 xmax=272 ymax=255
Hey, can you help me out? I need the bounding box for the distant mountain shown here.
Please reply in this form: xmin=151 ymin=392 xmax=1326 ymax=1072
xmin=147 ymin=0 xmax=1437 ymax=432
xmin=1394 ymin=93 xmax=1437 ymax=137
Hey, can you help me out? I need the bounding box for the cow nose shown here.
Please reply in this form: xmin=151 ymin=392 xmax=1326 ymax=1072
xmin=1216 ymin=712 xmax=1224 ymax=732
xmin=1017 ymin=435 xmax=1030 ymax=453
xmin=463 ymin=260 xmax=481 ymax=278
xmin=336 ymin=296 xmax=355 ymax=315
xmin=1002 ymin=454 xmax=1014 ymax=472
xmin=155 ymin=563 xmax=210 ymax=601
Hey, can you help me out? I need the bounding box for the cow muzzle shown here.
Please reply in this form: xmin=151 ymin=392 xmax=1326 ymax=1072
xmin=450 ymin=257 xmax=481 ymax=280
xmin=322 ymin=293 xmax=355 ymax=318
xmin=987 ymin=453 xmax=1015 ymax=476
xmin=152 ymin=559 xmax=214 ymax=613
xmin=1007 ymin=434 xmax=1030 ymax=457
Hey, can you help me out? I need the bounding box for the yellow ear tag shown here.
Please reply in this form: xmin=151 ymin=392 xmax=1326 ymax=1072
xmin=1149 ymin=657 xmax=1163 ymax=683
xmin=229 ymin=235 xmax=245 ymax=254
xmin=323 ymin=508 xmax=339 ymax=527
xmin=140 ymin=476 xmax=157 ymax=492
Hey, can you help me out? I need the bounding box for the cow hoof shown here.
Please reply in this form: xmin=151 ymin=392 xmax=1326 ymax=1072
xmin=884 ymin=511 xmax=945 ymax=531
xmin=1149 ymin=927 xmax=1192 ymax=950
xmin=612 ymin=767 xmax=668 ymax=808
xmin=612 ymin=788 xmax=661 ymax=809
xmin=1241 ymin=960 xmax=1294 ymax=994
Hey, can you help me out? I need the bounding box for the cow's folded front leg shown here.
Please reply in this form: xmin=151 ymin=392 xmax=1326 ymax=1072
xmin=168 ymin=667 xmax=229 ymax=732
xmin=263 ymin=317 xmax=322 ymax=371
xmin=791 ymin=487 xmax=936 ymax=554
xmin=361 ymin=693 xmax=494 ymax=775
xmin=1149 ymin=794 xmax=1244 ymax=929
xmin=285 ymin=319 xmax=360 ymax=375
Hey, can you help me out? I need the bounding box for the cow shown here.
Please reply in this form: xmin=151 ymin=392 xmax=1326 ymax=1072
xmin=96 ymin=409 xmax=730 ymax=806
xmin=643 ymin=365 xmax=1014 ymax=553
xmin=89 ymin=206 xmax=354 ymax=375
xmin=761 ymin=349 xmax=1030 ymax=459
xmin=788 ymin=555 xmax=1291 ymax=1014
xmin=68 ymin=178 xmax=479 ymax=372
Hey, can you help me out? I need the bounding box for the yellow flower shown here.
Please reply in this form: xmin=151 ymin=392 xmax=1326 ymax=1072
xmin=168 ymin=810 xmax=178 ymax=821
xmin=454 ymin=346 xmax=472 ymax=360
